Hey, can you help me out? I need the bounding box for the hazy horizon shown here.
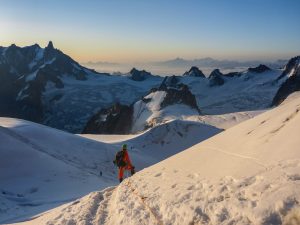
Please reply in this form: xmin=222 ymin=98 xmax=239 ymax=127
xmin=1 ymin=40 xmax=290 ymax=75
xmin=82 ymin=56 xmax=287 ymax=76
xmin=1 ymin=0 xmax=300 ymax=65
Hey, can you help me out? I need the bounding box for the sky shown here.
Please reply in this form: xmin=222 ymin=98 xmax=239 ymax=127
xmin=1 ymin=0 xmax=300 ymax=63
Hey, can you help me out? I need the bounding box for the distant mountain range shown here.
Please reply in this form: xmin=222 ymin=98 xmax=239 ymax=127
xmin=0 ymin=42 xmax=299 ymax=134
xmin=152 ymin=57 xmax=287 ymax=69
xmin=85 ymin=57 xmax=287 ymax=70
xmin=83 ymin=57 xmax=288 ymax=76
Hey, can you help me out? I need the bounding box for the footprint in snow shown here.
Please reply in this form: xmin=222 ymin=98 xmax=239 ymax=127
xmin=154 ymin=187 xmax=160 ymax=192
xmin=288 ymin=174 xmax=300 ymax=181
xmin=187 ymin=185 xmax=195 ymax=191
xmin=154 ymin=173 xmax=162 ymax=177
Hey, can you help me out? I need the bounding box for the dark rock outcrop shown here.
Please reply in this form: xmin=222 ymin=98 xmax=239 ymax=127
xmin=276 ymin=56 xmax=300 ymax=81
xmin=272 ymin=76 xmax=300 ymax=106
xmin=224 ymin=72 xmax=242 ymax=77
xmin=159 ymin=84 xmax=200 ymax=113
xmin=83 ymin=103 xmax=133 ymax=134
xmin=158 ymin=77 xmax=200 ymax=112
xmin=272 ymin=56 xmax=300 ymax=106
xmin=128 ymin=68 xmax=152 ymax=81
xmin=160 ymin=75 xmax=181 ymax=88
xmin=183 ymin=66 xmax=205 ymax=77
xmin=248 ymin=64 xmax=271 ymax=73
xmin=208 ymin=69 xmax=225 ymax=86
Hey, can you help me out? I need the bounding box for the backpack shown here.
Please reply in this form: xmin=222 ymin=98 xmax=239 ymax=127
xmin=115 ymin=151 xmax=126 ymax=167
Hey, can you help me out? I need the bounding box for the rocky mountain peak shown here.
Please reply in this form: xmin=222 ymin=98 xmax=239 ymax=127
xmin=9 ymin=44 xmax=17 ymax=49
xmin=159 ymin=84 xmax=201 ymax=113
xmin=129 ymin=68 xmax=152 ymax=81
xmin=183 ymin=66 xmax=205 ymax=77
xmin=272 ymin=56 xmax=300 ymax=106
xmin=160 ymin=75 xmax=180 ymax=88
xmin=275 ymin=56 xmax=300 ymax=81
xmin=130 ymin=67 xmax=138 ymax=73
xmin=46 ymin=41 xmax=54 ymax=50
xmin=208 ymin=69 xmax=225 ymax=86
xmin=248 ymin=64 xmax=271 ymax=73
xmin=26 ymin=43 xmax=41 ymax=50
xmin=44 ymin=41 xmax=57 ymax=60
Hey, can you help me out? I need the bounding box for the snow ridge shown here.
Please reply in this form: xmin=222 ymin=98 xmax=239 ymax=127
xmin=21 ymin=92 xmax=300 ymax=225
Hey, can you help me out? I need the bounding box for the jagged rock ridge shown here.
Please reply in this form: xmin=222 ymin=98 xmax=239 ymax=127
xmin=0 ymin=41 xmax=102 ymax=122
xmin=272 ymin=56 xmax=300 ymax=106
xmin=248 ymin=64 xmax=271 ymax=73
xmin=128 ymin=68 xmax=153 ymax=81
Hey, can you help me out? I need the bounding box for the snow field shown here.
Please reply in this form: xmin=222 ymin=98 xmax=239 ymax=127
xmin=20 ymin=92 xmax=300 ymax=225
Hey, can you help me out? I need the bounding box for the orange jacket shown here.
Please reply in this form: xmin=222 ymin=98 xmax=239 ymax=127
xmin=122 ymin=150 xmax=132 ymax=166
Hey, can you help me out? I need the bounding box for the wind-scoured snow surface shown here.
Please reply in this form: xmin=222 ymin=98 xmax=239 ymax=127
xmin=0 ymin=118 xmax=221 ymax=224
xmin=21 ymin=93 xmax=300 ymax=225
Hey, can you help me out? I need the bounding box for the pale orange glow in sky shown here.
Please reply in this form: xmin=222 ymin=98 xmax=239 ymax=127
xmin=1 ymin=0 xmax=300 ymax=64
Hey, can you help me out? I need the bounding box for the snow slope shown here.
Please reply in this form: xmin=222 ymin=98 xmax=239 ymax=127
xmin=82 ymin=120 xmax=222 ymax=169
xmin=24 ymin=92 xmax=300 ymax=225
xmin=0 ymin=118 xmax=221 ymax=224
xmin=0 ymin=118 xmax=115 ymax=224
xmin=80 ymin=110 xmax=263 ymax=143
xmin=194 ymin=110 xmax=265 ymax=130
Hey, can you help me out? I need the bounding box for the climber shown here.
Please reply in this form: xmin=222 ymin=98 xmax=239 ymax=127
xmin=113 ymin=144 xmax=135 ymax=183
